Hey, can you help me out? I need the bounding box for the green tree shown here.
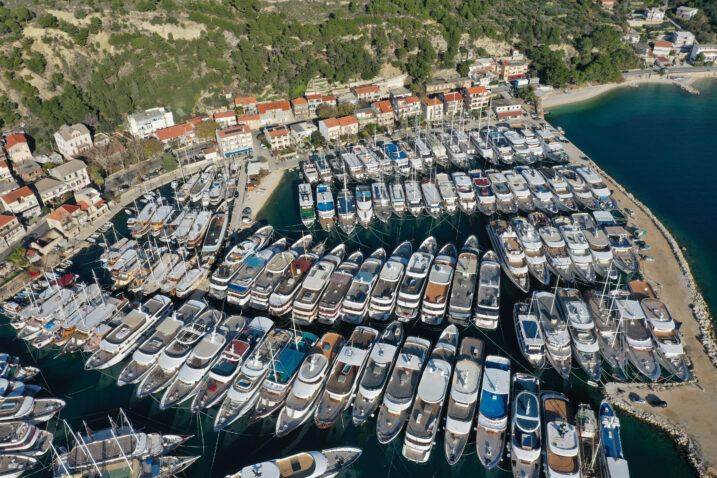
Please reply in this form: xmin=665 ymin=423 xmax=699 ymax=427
xmin=195 ymin=120 xmax=219 ymax=140
xmin=310 ymin=131 xmax=325 ymax=148
xmin=161 ymin=152 xmax=178 ymax=172
xmin=141 ymin=138 xmax=164 ymax=157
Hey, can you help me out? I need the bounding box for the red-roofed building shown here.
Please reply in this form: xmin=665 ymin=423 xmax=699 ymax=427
xmin=352 ymin=85 xmax=381 ymax=103
xmin=338 ymin=115 xmax=359 ymax=137
xmin=75 ymin=187 xmax=108 ymax=222
xmin=0 ymin=214 xmax=24 ymax=249
xmin=321 ymin=96 xmax=337 ymax=106
xmin=371 ymin=100 xmax=395 ymax=128
xmin=236 ymin=114 xmax=261 ymax=131
xmin=654 ymin=56 xmax=671 ymax=67
xmin=439 ymin=92 xmax=464 ymax=116
xmin=213 ymin=111 xmax=237 ymax=128
xmin=392 ymin=96 xmax=421 ymax=121
xmin=291 ymin=97 xmax=309 ymax=119
xmin=0 ymin=160 xmax=11 ymax=182
xmin=306 ymin=94 xmax=323 ymax=115
xmin=652 ymin=41 xmax=673 ymax=57
xmin=186 ymin=116 xmax=204 ymax=127
xmin=318 ymin=115 xmax=358 ymax=142
xmin=4 ymin=133 xmax=32 ymax=163
xmin=0 ymin=186 xmax=39 ymax=216
xmin=257 ymin=100 xmax=292 ymax=126
xmin=263 ymin=125 xmax=292 ymax=151
xmin=462 ymin=86 xmax=490 ymax=111
xmin=234 ymin=96 xmax=258 ymax=114
xmin=216 ymin=124 xmax=253 ymax=157
xmin=46 ymin=204 xmax=84 ymax=235
xmin=421 ymin=97 xmax=444 ymax=122
xmin=153 ymin=123 xmax=196 ymax=145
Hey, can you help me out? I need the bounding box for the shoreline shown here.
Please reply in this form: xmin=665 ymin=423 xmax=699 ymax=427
xmin=245 ymin=169 xmax=287 ymax=222
xmin=541 ymin=72 xmax=717 ymax=109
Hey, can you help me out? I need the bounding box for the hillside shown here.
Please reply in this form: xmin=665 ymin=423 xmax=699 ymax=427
xmin=0 ymin=0 xmax=641 ymax=148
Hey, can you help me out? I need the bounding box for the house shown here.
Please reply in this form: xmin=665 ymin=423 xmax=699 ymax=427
xmin=317 ymin=116 xmax=359 ymax=142
xmin=354 ymin=108 xmax=376 ymax=127
xmin=46 ymin=204 xmax=84 ymax=237
xmin=0 ymin=186 xmax=40 ymax=217
xmin=305 ymin=94 xmax=323 ymax=116
xmin=0 ymin=180 xmax=19 ymax=196
xmin=13 ymin=160 xmax=42 ymax=182
xmin=202 ymin=147 xmax=218 ymax=161
xmin=644 ymin=7 xmax=665 ymax=22
xmin=290 ymin=122 xmax=317 ymax=143
xmin=54 ymin=124 xmax=93 ymax=159
xmin=652 ymin=41 xmax=673 ymax=57
xmin=75 ymin=187 xmax=108 ymax=223
xmin=599 ymin=0 xmax=615 ymax=10
xmin=33 ymin=178 xmax=69 ymax=205
xmin=0 ymin=214 xmax=24 ymax=249
xmin=392 ymin=96 xmax=421 ymax=121
xmin=213 ymin=111 xmax=237 ymax=128
xmin=216 ymin=124 xmax=253 ymax=157
xmin=670 ymin=31 xmax=695 ymax=49
xmin=493 ymin=98 xmax=524 ymax=119
xmin=0 ymin=160 xmax=10 ymax=182
xmin=624 ymin=29 xmax=641 ymax=44
xmin=654 ymin=56 xmax=671 ymax=67
xmin=675 ymin=6 xmax=698 ymax=20
xmin=234 ymin=96 xmax=258 ymax=114
xmin=263 ymin=125 xmax=292 ymax=151
xmin=127 ymin=107 xmax=174 ymax=139
xmin=462 ymin=86 xmax=490 ymax=111
xmin=49 ymin=160 xmax=90 ymax=191
xmin=633 ymin=42 xmax=650 ymax=56
xmin=423 ymin=77 xmax=472 ymax=96
xmin=337 ymin=115 xmax=359 ymax=137
xmin=257 ymin=100 xmax=293 ymax=126
xmin=236 ymin=114 xmax=262 ymax=131
xmin=440 ymin=92 xmax=464 ymax=117
xmin=689 ymin=43 xmax=717 ymax=62
xmin=322 ymin=96 xmax=337 ymax=107
xmin=371 ymin=100 xmax=395 ymax=128
xmin=153 ymin=123 xmax=196 ymax=145
xmin=4 ymin=133 xmax=32 ymax=163
xmin=291 ymin=97 xmax=309 ymax=119
xmin=421 ymin=97 xmax=444 ymax=123
xmin=497 ymin=57 xmax=529 ymax=81
xmin=352 ymin=85 xmax=381 ymax=103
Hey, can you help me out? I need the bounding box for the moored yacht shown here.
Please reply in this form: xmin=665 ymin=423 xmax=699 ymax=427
xmin=599 ymin=401 xmax=630 ymax=478
xmin=487 ymin=219 xmax=530 ymax=293
xmin=389 ymin=182 xmax=406 ymax=217
xmin=532 ymin=212 xmax=575 ymax=283
xmin=540 ymin=167 xmax=577 ymax=212
xmin=223 ymin=225 xmax=274 ymax=266
xmin=421 ymin=179 xmax=442 ymax=218
xmin=268 ymin=243 xmax=325 ymax=317
xmin=292 ymin=245 xmax=346 ymax=325
xmin=557 ymin=288 xmax=602 ymax=382
xmin=555 ymin=217 xmax=596 ymax=284
xmin=615 ymin=300 xmax=660 ymax=381
xmin=519 ymin=167 xmax=558 ymax=215
xmin=341 ymin=248 xmax=386 ymax=324
xmin=641 ymin=296 xmax=689 ymax=380
xmin=436 ymin=173 xmax=458 ymax=215
xmin=469 ymin=169 xmax=497 ymax=215
xmin=451 ymin=172 xmax=476 ymax=215
xmin=224 ymin=448 xmax=362 ymax=478
xmin=317 ymin=251 xmax=364 ymax=325
xmin=298 ymin=183 xmax=316 ymax=227
xmin=404 ymin=181 xmax=424 ymax=217
xmin=572 ymin=212 xmax=615 ymax=279
xmin=316 ymin=184 xmax=335 ymax=233
xmin=604 ymin=224 xmax=639 ymax=274
xmin=513 ymin=302 xmax=546 ymax=369
xmin=475 ymin=354 xmax=511 ymax=470
xmin=371 ymin=182 xmax=392 ymax=223
xmin=555 ymin=166 xmax=599 ymax=210
xmin=504 ymin=170 xmax=535 ymax=213
xmin=575 ymin=166 xmax=614 ymax=208
xmin=511 ymin=216 xmax=550 ymax=286
xmin=248 ymin=239 xmax=302 ymax=311
xmin=395 ymin=237 xmax=437 ymax=322
xmin=421 ymin=243 xmax=457 ymax=325
xmin=474 ymin=250 xmax=501 ymax=329
xmin=336 ymin=187 xmax=357 ymax=235
xmin=542 ymin=391 xmax=580 ymax=478
xmin=487 ymin=169 xmax=518 ymax=214
xmin=534 ymin=291 xmax=572 ymax=380
xmin=368 ymin=241 xmax=413 ymax=322
xmin=355 ymin=184 xmax=374 ymax=228
xmin=447 ymin=236 xmax=480 ymax=326
xmin=510 ymin=373 xmax=542 ymax=478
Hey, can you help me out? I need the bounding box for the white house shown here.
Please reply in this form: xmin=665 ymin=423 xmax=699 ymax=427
xmin=670 ymin=31 xmax=695 ymax=49
xmin=54 ymin=124 xmax=93 ymax=159
xmin=675 ymin=6 xmax=698 ymax=20
xmin=216 ymin=125 xmax=253 ymax=157
xmin=421 ymin=97 xmax=444 ymax=123
xmin=33 ymin=178 xmax=70 ymax=206
xmin=493 ymin=98 xmax=524 ymax=119
xmin=0 ymin=214 xmax=25 ymax=250
xmin=49 ymin=160 xmax=91 ymax=191
xmin=3 ymin=134 xmax=32 ymax=163
xmin=0 ymin=186 xmax=40 ymax=217
xmin=689 ymin=43 xmax=717 ymax=62
xmin=263 ymin=125 xmax=292 ymax=151
xmin=128 ymin=107 xmax=175 ymax=138
xmin=652 ymin=41 xmax=673 ymax=57
xmin=290 ymin=122 xmax=317 ymax=143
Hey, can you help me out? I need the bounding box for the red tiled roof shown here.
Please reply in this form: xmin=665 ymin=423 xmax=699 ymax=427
xmin=338 ymin=115 xmax=358 ymax=126
xmin=373 ymin=100 xmax=393 ymax=114
xmin=655 ymin=56 xmax=670 ymax=62
xmin=47 ymin=204 xmax=80 ymax=221
xmin=442 ymin=92 xmax=463 ymax=102
xmin=291 ymin=97 xmax=308 ymax=106
xmin=1 ymin=186 xmax=34 ymax=205
xmin=353 ymin=85 xmax=380 ymax=95
xmin=654 ymin=41 xmax=672 ymax=48
xmin=320 ymin=118 xmax=340 ymax=129
xmin=235 ymin=96 xmax=256 ymax=106
xmin=155 ymin=123 xmax=194 ymax=142
xmin=203 ymin=147 xmax=217 ymax=154
xmin=77 ymin=201 xmax=91 ymax=211
xmin=265 ymin=126 xmax=289 ymax=138
xmin=217 ymin=124 xmax=251 ymax=138
xmin=402 ymin=95 xmax=420 ymax=104
xmin=0 ymin=214 xmax=17 ymax=228
xmin=322 ymin=95 xmax=336 ymax=102
xmin=305 ymin=94 xmax=321 ymax=100
xmin=257 ymin=100 xmax=291 ymax=114
xmin=186 ymin=116 xmax=203 ymax=126
xmin=497 ymin=110 xmax=523 ymax=117
xmin=464 ymin=86 xmax=488 ymax=95
xmin=4 ymin=133 xmax=27 ymax=150
xmin=236 ymin=114 xmax=260 ymax=124
xmin=0 ymin=160 xmax=7 ymax=169
xmin=214 ymin=111 xmax=236 ymax=119
xmin=422 ymin=97 xmax=443 ymax=106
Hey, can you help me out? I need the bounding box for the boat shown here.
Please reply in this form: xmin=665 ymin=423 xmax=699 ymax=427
xmin=404 ymin=181 xmax=424 ymax=217
xmin=351 ymin=321 xmax=404 ymax=426
xmin=0 ymin=396 xmax=65 ymax=424
xmin=443 ymin=337 xmax=484 ymax=465
xmin=328 ymin=155 xmax=348 ymax=183
xmin=190 ymin=167 xmax=215 ymax=203
xmin=84 ymin=295 xmax=173 ymax=370
xmin=149 ymin=205 xmax=175 ymax=236
xmin=557 ymin=288 xmax=602 ymax=382
xmin=186 ymin=210 xmax=212 ymax=248
xmin=540 ymin=167 xmax=577 ymax=212
xmin=268 ymin=243 xmax=325 ymax=317
xmin=599 ymin=401 xmax=630 ymax=478
xmin=336 ymin=187 xmax=357 ymax=235
xmin=505 ymin=130 xmax=531 ymax=164
xmin=302 ymin=161 xmax=319 ymax=184
xmin=136 ymin=305 xmax=222 ymax=398
xmin=389 ymin=182 xmax=406 ymax=217
xmin=317 ymin=251 xmax=364 ymax=325
xmin=509 ymin=373 xmax=542 ymax=478
xmin=421 ymin=243 xmax=457 ymax=325
xmin=314 ymin=156 xmax=333 ymax=183
xmin=487 ymin=169 xmax=518 ymax=214
xmin=532 ymin=212 xmax=575 ymax=283
xmin=542 ymin=391 xmax=580 ymax=478
xmin=368 ymin=241 xmax=413 ymax=322
xmin=395 ymin=140 xmax=419 ymax=174
xmin=292 ymin=245 xmax=346 ymax=325
xmin=354 ymin=144 xmax=380 ymax=179
xmin=341 ymin=248 xmax=386 ymax=324
xmin=513 ymin=302 xmax=546 ymax=369
xmin=0 ymin=379 xmax=40 ymax=400
xmin=208 ymin=179 xmax=226 ymax=206
xmin=341 ymin=152 xmax=365 ymax=181
xmin=576 ymin=403 xmax=599 ymax=477
xmin=572 ymin=213 xmax=615 ymax=279
xmin=473 ymin=250 xmax=501 ymax=329
xmin=555 ymin=217 xmax=596 ymax=284
xmin=436 ymin=173 xmax=458 ymax=215
xmin=487 ymin=219 xmax=530 ymax=293
xmin=426 ymin=134 xmax=448 ymax=163
xmin=224 ymin=447 xmax=362 ymax=478
xmin=511 ymin=216 xmax=550 ymax=286
xmin=604 ymin=226 xmax=639 ymax=274
xmin=0 ymin=421 xmax=51 ymax=456
xmin=214 ymin=328 xmax=294 ymax=430
xmin=615 ymin=300 xmax=660 ymax=381
xmin=534 ymin=291 xmax=572 ymax=380
xmin=174 ymin=265 xmax=209 ymax=298
xmin=444 ymin=134 xmax=469 ymax=169
xmin=227 ymin=239 xmax=288 ymax=306
xmin=371 ymin=182 xmax=392 ymax=223
xmin=116 ymin=299 xmax=207 ymax=387
xmin=249 ymin=238 xmax=309 ymax=311
xmin=171 ymin=211 xmax=197 ymax=244
xmin=536 ymin=127 xmax=568 ymax=163
xmin=298 ymin=183 xmax=315 ymax=227
xmin=521 ymin=128 xmax=543 ymax=158
xmin=374 ymin=145 xmax=394 ymax=175
xmin=451 ymin=172 xmax=476 ymax=215
xmin=177 ymin=175 xmax=199 ymax=203
xmin=191 ymin=316 xmax=273 ymax=412
xmin=131 ymin=201 xmax=158 ymax=238
xmin=583 ymin=289 xmax=629 ymax=375
xmin=420 ymin=179 xmax=442 ymax=218
xmin=574 ymin=166 xmax=614 ymax=208
xmin=1 ymin=454 xmax=37 ymax=477
xmin=555 ymin=166 xmax=599 ymax=210
xmin=355 ymin=184 xmax=374 ymax=228
xmin=401 ymin=325 xmax=459 ymax=463
xmin=446 ymin=236 xmax=481 ymax=328
xmin=504 ymin=170 xmax=536 ymax=213
xmin=475 ymin=354 xmax=511 ymax=469
xmin=316 ymin=184 xmax=335 ymax=232
xmin=469 ymin=130 xmax=493 ymax=161
xmin=487 ymin=130 xmax=514 ymax=165
xmin=408 ymin=136 xmax=433 ymax=168
xmin=519 ymin=167 xmax=558 ymax=215
xmin=395 ymin=237 xmax=437 ymax=322
xmin=641 ymin=296 xmax=689 ymax=380
xmin=159 ymin=260 xmax=189 ymax=296
xmin=224 ymin=225 xmax=274 ymax=266
xmin=468 ymin=169 xmax=497 ymax=215
xmin=275 ymin=332 xmax=345 ymax=437
xmin=0 ymin=355 xmax=38 ymax=383
xmin=314 ymin=326 xmax=378 ymax=429
xmin=201 ymin=212 xmax=229 ymax=260
xmin=141 ymin=253 xmax=180 ymax=296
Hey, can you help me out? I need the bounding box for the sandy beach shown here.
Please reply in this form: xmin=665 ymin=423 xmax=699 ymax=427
xmin=244 ymin=169 xmax=286 ymax=221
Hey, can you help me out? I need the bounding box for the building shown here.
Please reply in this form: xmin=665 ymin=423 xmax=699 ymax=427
xmin=421 ymin=97 xmax=444 ymax=123
xmin=337 ymin=115 xmax=359 ymax=138
xmin=670 ymin=31 xmax=695 ymax=49
xmin=352 ymin=85 xmax=381 ymax=103
xmin=462 ymin=86 xmax=490 ymax=111
xmin=354 ymin=108 xmax=376 ymax=127
xmin=216 ymin=124 xmax=253 ymax=157
xmin=202 ymin=146 xmax=218 ymax=161
xmin=440 ymin=92 xmax=464 ymax=117
xmin=33 ymin=178 xmax=69 ymax=205
xmin=493 ymin=98 xmax=524 ymax=119
xmin=654 ymin=56 xmax=671 ymax=67
xmin=0 ymin=214 xmax=24 ymax=249
xmin=54 ymin=124 xmax=93 ymax=159
xmin=75 ymin=187 xmax=108 ymax=223
xmin=624 ymin=29 xmax=641 ymax=44
xmin=633 ymin=42 xmax=650 ymax=56
xmin=0 ymin=160 xmax=10 ymax=182
xmin=235 ymin=96 xmax=258 ymax=114
xmin=236 ymin=114 xmax=262 ymax=131
xmin=13 ymin=160 xmax=42 ymax=182
xmin=154 ymin=123 xmax=196 ymax=145
xmin=652 ymin=41 xmax=673 ymax=57
xmin=497 ymin=58 xmax=529 ymax=81
xmin=423 ymin=77 xmax=472 ymax=96
xmin=257 ymin=100 xmax=293 ymax=126
xmin=599 ymin=0 xmax=616 ymax=10
xmin=4 ymin=133 xmax=32 ymax=163
xmin=290 ymin=122 xmax=317 ymax=143
xmin=322 ymin=96 xmax=337 ymax=107
xmin=213 ymin=111 xmax=237 ymax=128
xmin=689 ymin=43 xmax=717 ymax=62
xmin=675 ymin=6 xmax=698 ymax=20
xmin=127 ymin=107 xmax=174 ymax=139
xmin=305 ymin=94 xmax=323 ymax=116
xmin=0 ymin=186 xmax=40 ymax=217
xmin=318 ymin=116 xmax=359 ymax=142
xmin=263 ymin=125 xmax=292 ymax=151
xmin=371 ymin=100 xmax=395 ymax=128
xmin=644 ymin=8 xmax=665 ymax=22
xmin=46 ymin=204 xmax=84 ymax=236
xmin=291 ymin=97 xmax=309 ymax=119
xmin=49 ymin=160 xmax=90 ymax=191
xmin=392 ymin=96 xmax=421 ymax=121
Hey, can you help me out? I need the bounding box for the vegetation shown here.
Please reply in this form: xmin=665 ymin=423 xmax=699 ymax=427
xmin=670 ymin=0 xmax=717 ymax=42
